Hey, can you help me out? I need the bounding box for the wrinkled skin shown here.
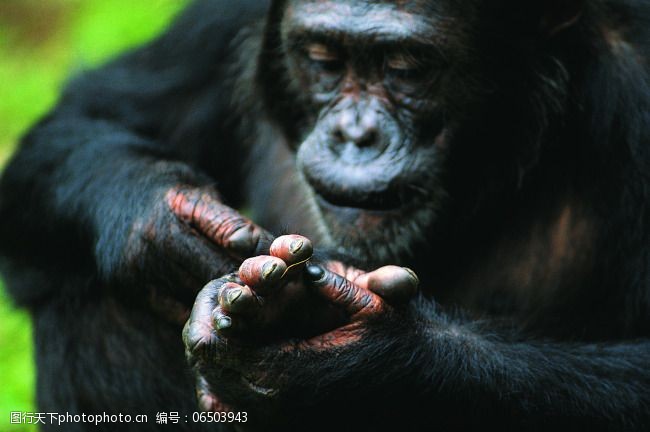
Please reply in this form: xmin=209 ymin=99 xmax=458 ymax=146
xmin=2 ymin=0 xmax=650 ymax=430
xmin=124 ymin=185 xmax=276 ymax=322
xmin=183 ymin=235 xmax=420 ymax=427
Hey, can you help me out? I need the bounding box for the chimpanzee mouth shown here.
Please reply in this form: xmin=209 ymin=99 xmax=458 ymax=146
xmin=312 ymin=185 xmax=404 ymax=212
xmin=301 ymin=158 xmax=425 ymax=214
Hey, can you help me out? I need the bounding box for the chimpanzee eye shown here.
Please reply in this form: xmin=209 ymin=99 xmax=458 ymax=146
xmin=306 ymin=43 xmax=344 ymax=72
xmin=386 ymin=53 xmax=418 ymax=71
xmin=385 ymin=52 xmax=427 ymax=81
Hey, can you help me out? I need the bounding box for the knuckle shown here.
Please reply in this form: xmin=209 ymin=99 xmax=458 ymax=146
xmin=333 ymin=277 xmax=356 ymax=304
xmin=165 ymin=185 xmax=258 ymax=251
xmin=165 ymin=185 xmax=199 ymax=222
xmin=356 ymin=293 xmax=374 ymax=310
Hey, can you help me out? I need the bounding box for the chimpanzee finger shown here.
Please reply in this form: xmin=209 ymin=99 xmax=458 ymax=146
xmin=305 ymin=264 xmax=384 ymax=317
xmin=354 ymin=266 xmax=419 ymax=304
xmin=269 ymin=234 xmax=314 ymax=269
xmin=218 ymin=283 xmax=260 ymax=314
xmin=238 ymin=256 xmax=287 ymax=295
xmin=212 ymin=305 xmax=247 ymax=335
xmin=166 ymin=186 xmax=275 ymax=260
xmin=160 ymin=221 xmax=240 ymax=287
xmin=184 ymin=278 xmax=231 ymax=355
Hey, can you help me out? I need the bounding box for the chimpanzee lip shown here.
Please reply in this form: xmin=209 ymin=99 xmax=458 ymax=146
xmin=302 ymin=158 xmax=416 ymax=212
xmin=312 ymin=184 xmax=403 ymax=212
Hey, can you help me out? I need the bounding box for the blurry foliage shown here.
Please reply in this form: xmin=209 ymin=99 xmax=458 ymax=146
xmin=0 ymin=1 xmax=188 ymax=430
xmin=0 ymin=286 xmax=35 ymax=432
xmin=0 ymin=0 xmax=189 ymax=165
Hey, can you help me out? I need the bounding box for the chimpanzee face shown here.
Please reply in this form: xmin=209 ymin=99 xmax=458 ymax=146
xmin=280 ymin=0 xmax=479 ymax=264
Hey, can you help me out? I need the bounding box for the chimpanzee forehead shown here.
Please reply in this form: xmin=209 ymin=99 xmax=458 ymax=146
xmin=283 ymin=0 xmax=444 ymax=44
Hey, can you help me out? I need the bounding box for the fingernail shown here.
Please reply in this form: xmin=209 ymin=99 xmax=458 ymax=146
xmin=305 ymin=264 xmax=325 ymax=282
xmin=289 ymin=239 xmax=304 ymax=254
xmin=403 ymin=267 xmax=420 ymax=286
xmin=262 ymin=261 xmax=278 ymax=280
xmin=228 ymin=227 xmax=255 ymax=253
xmin=215 ymin=316 xmax=232 ymax=330
xmin=227 ymin=288 xmax=243 ymax=304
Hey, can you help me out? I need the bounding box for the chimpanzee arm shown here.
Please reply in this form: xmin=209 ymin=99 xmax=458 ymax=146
xmin=406 ymin=302 xmax=650 ymax=430
xmin=0 ymin=0 xmax=271 ymax=306
xmin=258 ymin=299 xmax=650 ymax=429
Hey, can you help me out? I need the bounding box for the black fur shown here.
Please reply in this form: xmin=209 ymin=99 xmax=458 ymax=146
xmin=1 ymin=0 xmax=649 ymax=430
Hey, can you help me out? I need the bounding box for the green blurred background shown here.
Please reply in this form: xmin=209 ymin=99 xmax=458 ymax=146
xmin=0 ymin=1 xmax=188 ymax=430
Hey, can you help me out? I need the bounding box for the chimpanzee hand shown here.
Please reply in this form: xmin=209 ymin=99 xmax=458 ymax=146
xmin=106 ymin=184 xmax=273 ymax=322
xmin=192 ymin=234 xmax=418 ymax=342
xmin=183 ymin=235 xmax=420 ymax=427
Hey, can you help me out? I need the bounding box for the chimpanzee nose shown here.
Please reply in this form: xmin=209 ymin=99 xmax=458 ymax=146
xmin=333 ymin=109 xmax=379 ymax=148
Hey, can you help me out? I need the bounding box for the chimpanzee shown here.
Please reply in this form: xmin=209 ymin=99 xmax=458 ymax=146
xmin=1 ymin=0 xmax=649 ymax=430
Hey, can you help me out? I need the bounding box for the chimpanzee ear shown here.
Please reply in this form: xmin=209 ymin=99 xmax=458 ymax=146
xmin=539 ymin=0 xmax=585 ymax=36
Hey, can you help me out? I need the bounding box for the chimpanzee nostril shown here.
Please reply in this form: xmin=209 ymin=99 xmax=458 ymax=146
xmin=335 ymin=126 xmax=377 ymax=147
xmin=333 ymin=121 xmax=379 ymax=148
xmin=333 ymin=129 xmax=346 ymax=144
xmin=356 ymin=129 xmax=377 ymax=148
